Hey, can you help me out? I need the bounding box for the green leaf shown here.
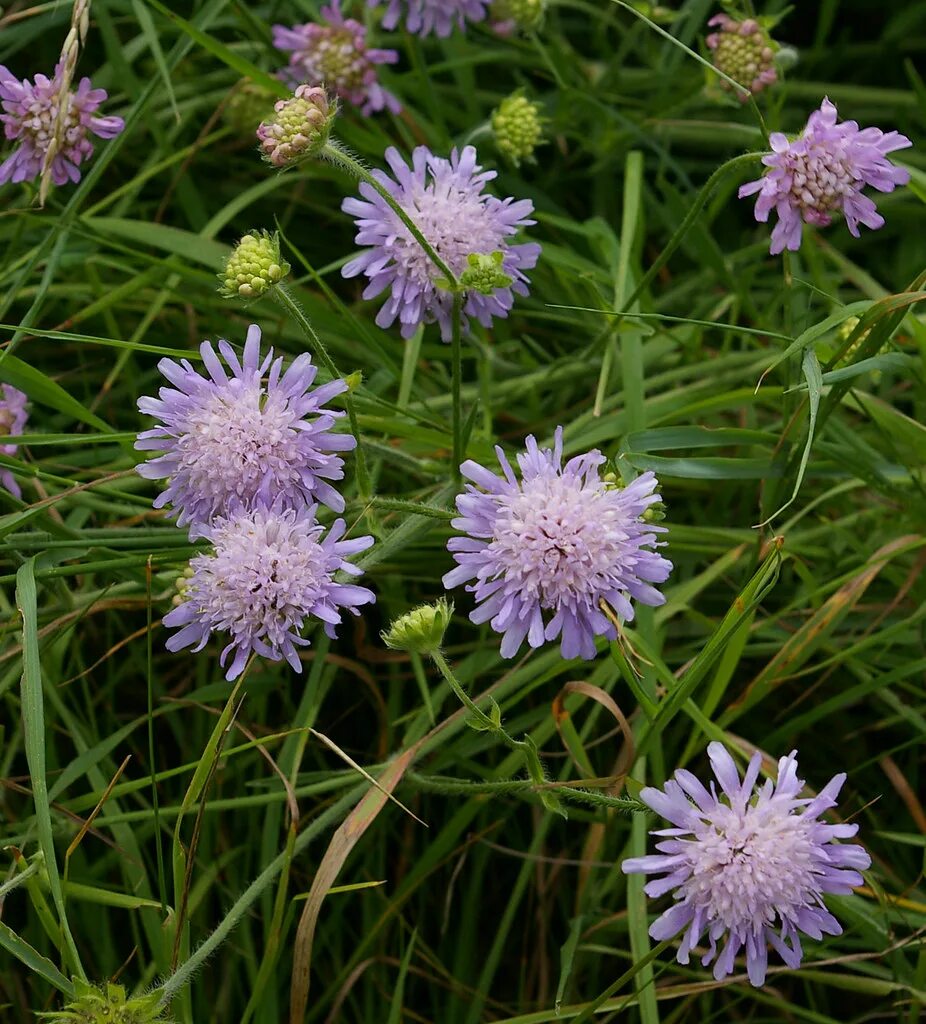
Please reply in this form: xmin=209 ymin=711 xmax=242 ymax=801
xmin=16 ymin=559 xmax=85 ymax=981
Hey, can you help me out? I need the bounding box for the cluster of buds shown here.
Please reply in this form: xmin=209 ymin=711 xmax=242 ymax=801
xmin=219 ymin=230 xmax=290 ymax=300
xmin=256 ymin=84 xmax=333 ymax=168
xmin=382 ymin=598 xmax=453 ymax=655
xmin=41 ymin=981 xmax=168 ymax=1024
xmin=491 ymin=92 xmax=546 ymax=167
xmin=491 ymin=0 xmax=546 ymax=34
xmin=706 ymin=13 xmax=778 ymax=99
xmin=459 ymin=252 xmax=513 ymax=295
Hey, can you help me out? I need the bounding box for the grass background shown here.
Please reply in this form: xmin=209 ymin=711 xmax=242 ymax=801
xmin=0 ymin=0 xmax=925 ymax=1021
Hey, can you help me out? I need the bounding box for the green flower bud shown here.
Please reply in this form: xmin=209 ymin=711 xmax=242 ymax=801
xmin=491 ymin=0 xmax=546 ymax=33
xmin=459 ymin=251 xmax=513 ymax=295
xmin=490 ymin=93 xmax=546 ymax=167
xmin=220 ymin=230 xmax=290 ymax=300
xmin=172 ymin=565 xmax=195 ymax=608
xmin=224 ymin=78 xmax=279 ymax=133
xmin=41 ymin=981 xmax=169 ymax=1024
xmin=256 ymin=85 xmax=334 ymax=168
xmin=382 ymin=598 xmax=453 ymax=655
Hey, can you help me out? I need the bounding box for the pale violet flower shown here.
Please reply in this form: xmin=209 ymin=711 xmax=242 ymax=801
xmin=368 ymin=0 xmax=490 ymax=37
xmin=135 ymin=324 xmax=355 ymax=536
xmin=0 ymin=384 xmax=28 ymax=497
xmin=623 ymin=743 xmax=871 ymax=986
xmin=165 ymin=505 xmax=374 ymax=680
xmin=739 ymin=97 xmax=911 ymax=254
xmin=342 ymin=145 xmax=540 ymax=340
xmin=274 ymin=1 xmax=400 ymax=115
xmin=442 ymin=427 xmax=672 ymax=659
xmin=0 ymin=64 xmax=123 ymax=186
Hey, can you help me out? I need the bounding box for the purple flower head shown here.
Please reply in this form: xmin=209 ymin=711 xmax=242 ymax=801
xmin=0 ymin=64 xmax=124 ymax=187
xmin=623 ymin=743 xmax=871 ymax=987
xmin=342 ymin=145 xmax=540 ymax=340
xmin=368 ymin=0 xmax=490 ymax=37
xmin=739 ymin=97 xmax=912 ymax=254
xmin=0 ymin=384 xmax=28 ymax=498
xmin=135 ymin=324 xmax=356 ymax=536
xmin=164 ymin=505 xmax=375 ymax=680
xmin=442 ymin=427 xmax=672 ymax=659
xmin=274 ymin=1 xmax=400 ymax=115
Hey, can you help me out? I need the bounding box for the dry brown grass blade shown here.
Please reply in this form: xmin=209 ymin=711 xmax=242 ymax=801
xmin=551 ymin=680 xmax=635 ymax=793
xmin=65 ymin=754 xmax=130 ymax=863
xmin=309 ymin=728 xmax=426 ymax=827
xmin=289 ymin=746 xmax=419 ymax=1023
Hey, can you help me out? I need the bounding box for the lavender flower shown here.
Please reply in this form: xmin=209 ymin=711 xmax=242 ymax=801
xmin=0 ymin=384 xmax=28 ymax=498
xmin=274 ymin=1 xmax=400 ymax=115
xmin=739 ymin=97 xmax=911 ymax=254
xmin=136 ymin=324 xmax=355 ymax=535
xmin=0 ymin=64 xmax=123 ymax=186
xmin=342 ymin=145 xmax=540 ymax=340
xmin=442 ymin=427 xmax=672 ymax=659
xmin=368 ymin=0 xmax=490 ymax=37
xmin=623 ymin=743 xmax=871 ymax=986
xmin=164 ymin=505 xmax=374 ymax=680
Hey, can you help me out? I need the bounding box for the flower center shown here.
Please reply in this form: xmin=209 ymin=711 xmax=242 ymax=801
xmin=191 ymin=522 xmax=329 ymax=647
xmin=311 ymin=28 xmax=366 ymax=91
xmin=22 ymin=91 xmax=80 ymax=156
xmin=178 ymin=384 xmax=304 ymax=499
xmin=487 ymin=475 xmax=627 ymax=608
xmin=786 ymin=142 xmax=859 ymax=215
xmin=681 ymin=803 xmax=821 ymax=934
xmin=398 ymin=185 xmax=508 ymax=288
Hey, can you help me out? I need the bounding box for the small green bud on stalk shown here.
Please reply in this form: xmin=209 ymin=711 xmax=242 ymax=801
xmin=220 ymin=230 xmax=290 ymax=300
xmin=382 ymin=598 xmax=453 ymax=655
xmin=490 ymin=93 xmax=546 ymax=167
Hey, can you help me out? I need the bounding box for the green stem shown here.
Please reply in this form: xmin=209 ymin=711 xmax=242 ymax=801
xmin=322 ymin=139 xmax=457 ymax=287
xmin=429 ymin=650 xmax=550 ymax=795
xmin=451 ymin=292 xmax=464 ymax=477
xmin=274 ymin=283 xmax=370 ymax=500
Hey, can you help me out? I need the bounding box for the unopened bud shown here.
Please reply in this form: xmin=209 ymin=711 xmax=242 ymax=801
xmin=224 ymin=78 xmax=279 ymax=133
xmin=220 ymin=230 xmax=290 ymax=300
xmin=491 ymin=0 xmax=546 ymax=33
xmin=460 ymin=252 xmax=513 ymax=296
xmin=491 ymin=93 xmax=546 ymax=167
xmin=706 ymin=13 xmax=779 ymax=99
xmin=382 ymin=598 xmax=453 ymax=655
xmin=256 ymin=85 xmax=334 ymax=168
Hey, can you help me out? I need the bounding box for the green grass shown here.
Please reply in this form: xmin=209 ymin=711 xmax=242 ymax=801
xmin=1 ymin=0 xmax=925 ymax=1022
